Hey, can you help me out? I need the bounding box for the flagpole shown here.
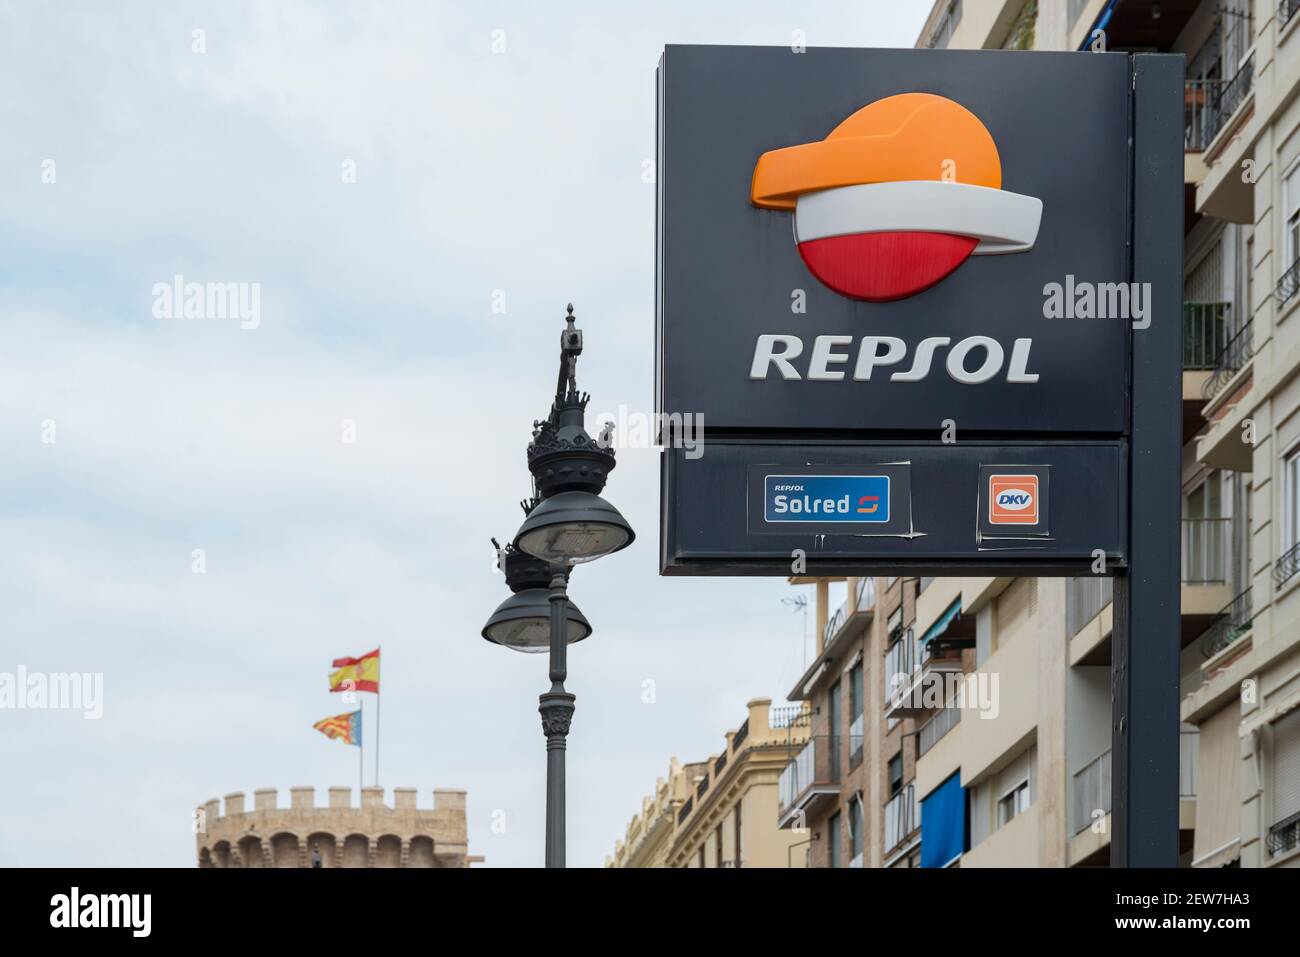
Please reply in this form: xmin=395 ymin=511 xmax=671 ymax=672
xmin=358 ymin=698 xmax=364 ymax=794
xmin=375 ymin=646 xmax=381 ymax=788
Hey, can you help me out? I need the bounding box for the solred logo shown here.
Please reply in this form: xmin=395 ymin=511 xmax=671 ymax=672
xmin=989 ymin=474 xmax=1039 ymax=525
xmin=750 ymin=93 xmax=1043 ymax=302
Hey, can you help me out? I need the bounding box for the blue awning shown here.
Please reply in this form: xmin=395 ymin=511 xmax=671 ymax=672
xmin=920 ymin=599 xmax=961 ymax=646
xmin=920 ymin=772 xmax=965 ymax=868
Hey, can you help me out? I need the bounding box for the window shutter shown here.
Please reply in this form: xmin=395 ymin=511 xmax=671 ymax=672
xmin=1272 ymin=708 xmax=1300 ymax=823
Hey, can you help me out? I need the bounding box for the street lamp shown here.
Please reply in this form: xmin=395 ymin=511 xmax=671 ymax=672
xmin=484 ymin=303 xmax=634 ymax=868
xmin=481 ymin=539 xmax=592 ymax=652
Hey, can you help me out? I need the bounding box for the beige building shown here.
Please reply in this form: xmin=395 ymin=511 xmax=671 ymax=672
xmin=607 ymin=698 xmax=811 ymax=868
xmin=195 ymin=786 xmax=477 ymax=867
xmin=909 ymin=0 xmax=1300 ymax=867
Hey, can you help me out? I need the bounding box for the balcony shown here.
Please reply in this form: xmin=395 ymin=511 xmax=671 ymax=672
xmin=883 ymin=784 xmax=917 ymax=856
xmin=1066 ymin=576 xmax=1113 ymax=638
xmin=1197 ymin=52 xmax=1254 ymax=154
xmin=1279 ymin=256 xmax=1300 ymax=313
xmin=1071 ymin=749 xmax=1111 ymax=837
xmin=777 ymin=735 xmax=840 ymax=829
xmin=918 ymin=703 xmax=961 ymax=757
xmin=856 ymin=575 xmax=876 ymax=614
xmin=822 ymin=602 xmax=846 ymax=649
xmin=1198 ymin=587 xmax=1254 ymax=662
xmin=1182 ymin=517 xmax=1230 ymax=584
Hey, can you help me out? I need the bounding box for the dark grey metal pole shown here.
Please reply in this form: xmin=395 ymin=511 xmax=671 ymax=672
xmin=1113 ymin=53 xmax=1182 ymax=868
xmin=539 ymin=571 xmax=574 ymax=868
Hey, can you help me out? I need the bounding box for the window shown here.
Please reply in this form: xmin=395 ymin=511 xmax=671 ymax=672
xmin=1286 ymin=162 xmax=1300 ymax=274
xmin=849 ymin=796 xmax=865 ymax=865
xmin=714 ymin=824 xmax=723 ymax=868
xmin=828 ymin=681 xmax=842 ymax=781
xmin=849 ymin=662 xmax=863 ymax=721
xmin=1269 ymin=709 xmax=1300 ymax=856
xmin=1286 ymin=446 xmax=1300 ymax=553
xmin=888 ymin=753 xmax=903 ymax=798
xmin=733 ymin=801 xmax=743 ymax=868
xmin=997 ymin=780 xmax=1031 ymax=827
xmin=927 ymin=0 xmax=961 ymax=49
xmin=697 ymin=845 xmax=704 ymax=869
xmin=827 ymin=810 xmax=842 ymax=868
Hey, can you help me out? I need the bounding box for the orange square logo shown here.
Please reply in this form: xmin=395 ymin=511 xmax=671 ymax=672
xmin=989 ymin=475 xmax=1039 ymax=525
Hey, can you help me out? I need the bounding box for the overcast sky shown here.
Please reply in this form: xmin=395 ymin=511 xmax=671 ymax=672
xmin=0 ymin=0 xmax=929 ymax=867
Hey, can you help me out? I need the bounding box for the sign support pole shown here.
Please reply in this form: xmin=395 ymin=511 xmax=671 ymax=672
xmin=1112 ymin=53 xmax=1183 ymax=868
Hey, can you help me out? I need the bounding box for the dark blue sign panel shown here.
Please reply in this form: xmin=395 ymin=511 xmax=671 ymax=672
xmin=654 ymin=46 xmax=1178 ymax=576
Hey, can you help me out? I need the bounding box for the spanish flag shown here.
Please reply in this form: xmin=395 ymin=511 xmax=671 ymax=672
xmin=313 ymin=709 xmax=361 ymax=746
xmin=329 ymin=648 xmax=380 ymax=694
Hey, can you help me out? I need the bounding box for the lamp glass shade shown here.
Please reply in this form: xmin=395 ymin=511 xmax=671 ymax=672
xmin=514 ymin=490 xmax=635 ymax=565
xmin=481 ymin=588 xmax=591 ymax=653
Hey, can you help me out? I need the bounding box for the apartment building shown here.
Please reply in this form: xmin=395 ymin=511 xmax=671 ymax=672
xmin=606 ymin=698 xmax=811 ymax=868
xmin=911 ymin=0 xmax=1300 ymax=867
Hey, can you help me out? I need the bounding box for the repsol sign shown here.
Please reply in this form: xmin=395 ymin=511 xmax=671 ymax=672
xmin=656 ymin=46 xmax=1131 ymax=435
xmin=750 ymin=334 xmax=1038 ymax=384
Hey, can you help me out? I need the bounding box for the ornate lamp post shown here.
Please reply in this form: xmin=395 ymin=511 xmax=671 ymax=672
xmin=482 ymin=304 xmax=634 ymax=868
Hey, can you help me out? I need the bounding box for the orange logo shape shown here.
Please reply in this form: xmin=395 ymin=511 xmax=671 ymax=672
xmin=751 ymin=93 xmax=1042 ymax=301
xmin=989 ymin=475 xmax=1040 ymax=525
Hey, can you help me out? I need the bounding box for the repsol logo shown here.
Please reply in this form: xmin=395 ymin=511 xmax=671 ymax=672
xmin=749 ymin=334 xmax=1038 ymax=383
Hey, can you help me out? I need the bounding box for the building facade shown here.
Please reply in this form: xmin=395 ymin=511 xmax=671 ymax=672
xmin=195 ymin=786 xmax=475 ymax=867
xmin=905 ymin=0 xmax=1300 ymax=868
xmin=607 ymin=698 xmax=811 ymax=867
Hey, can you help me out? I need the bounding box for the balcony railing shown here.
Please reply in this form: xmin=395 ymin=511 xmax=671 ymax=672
xmin=1182 ymin=517 xmax=1231 ymax=584
xmin=778 ymin=735 xmax=840 ymax=815
xmin=1283 ymin=0 xmax=1300 ymax=33
xmin=823 ymin=601 xmax=846 ymax=647
xmin=918 ymin=703 xmax=961 ymax=756
xmin=1203 ymin=319 xmax=1253 ymax=401
xmin=1184 ymin=78 xmax=1215 ymax=152
xmin=1278 ymin=256 xmax=1300 ymax=310
xmin=1066 ymin=576 xmax=1113 ymax=637
xmin=884 ymin=784 xmax=916 ymax=853
xmin=1275 ymin=541 xmax=1300 ymax=590
xmin=678 ymin=796 xmax=693 ymax=823
xmin=714 ymin=752 xmax=727 ymax=776
xmin=732 ymin=718 xmax=749 ymax=749
xmin=1267 ymin=809 xmax=1300 ymax=857
xmin=856 ymin=575 xmax=876 ymax=613
xmin=1198 ymin=587 xmax=1254 ymax=660
xmin=883 ymin=627 xmax=918 ymax=700
xmin=1071 ymin=749 xmax=1112 ymax=836
xmin=1184 ymin=302 xmax=1232 ymax=370
xmin=1200 ymin=51 xmax=1254 ymax=151
xmin=697 ymin=775 xmax=709 ymax=799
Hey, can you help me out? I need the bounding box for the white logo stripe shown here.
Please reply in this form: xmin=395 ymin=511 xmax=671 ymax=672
xmin=793 ymin=180 xmax=1043 ymax=255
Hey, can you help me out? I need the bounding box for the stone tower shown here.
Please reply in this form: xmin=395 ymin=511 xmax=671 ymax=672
xmin=196 ymin=786 xmax=476 ymax=867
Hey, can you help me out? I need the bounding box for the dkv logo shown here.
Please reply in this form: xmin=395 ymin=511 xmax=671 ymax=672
xmin=750 ymin=93 xmax=1043 ymax=301
xmin=989 ymin=475 xmax=1039 ymax=525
